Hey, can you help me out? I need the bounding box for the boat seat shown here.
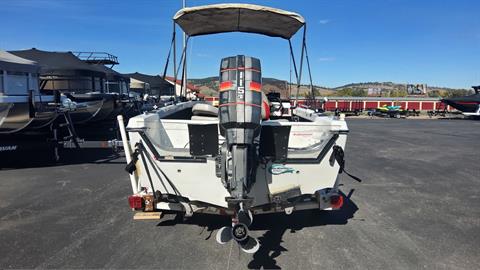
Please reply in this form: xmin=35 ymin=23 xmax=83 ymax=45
xmin=191 ymin=115 xmax=218 ymax=121
xmin=192 ymin=103 xmax=218 ymax=116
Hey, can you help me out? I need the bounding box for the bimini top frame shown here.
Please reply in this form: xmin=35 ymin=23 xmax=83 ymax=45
xmin=164 ymin=3 xmax=315 ymax=107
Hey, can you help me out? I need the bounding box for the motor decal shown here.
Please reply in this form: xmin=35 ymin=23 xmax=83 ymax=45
xmin=269 ymin=164 xmax=295 ymax=175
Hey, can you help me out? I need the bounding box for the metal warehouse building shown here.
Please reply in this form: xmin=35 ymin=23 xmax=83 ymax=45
xmin=204 ymin=96 xmax=452 ymax=111
xmin=301 ymin=96 xmax=449 ymax=111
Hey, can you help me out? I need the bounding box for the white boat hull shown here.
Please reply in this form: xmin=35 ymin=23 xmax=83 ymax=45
xmin=124 ymin=102 xmax=349 ymax=215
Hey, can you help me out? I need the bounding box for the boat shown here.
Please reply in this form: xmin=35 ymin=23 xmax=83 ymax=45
xmin=374 ymin=104 xmax=404 ymax=118
xmin=90 ymin=65 xmax=134 ymax=120
xmin=119 ymin=3 xmax=353 ymax=253
xmin=377 ymin=104 xmax=402 ymax=112
xmin=9 ymin=48 xmax=115 ymax=124
xmin=0 ymin=50 xmax=57 ymax=134
xmin=441 ymin=86 xmax=480 ymax=117
xmin=124 ymin=72 xmax=176 ymax=112
xmin=75 ymin=52 xmax=139 ymax=119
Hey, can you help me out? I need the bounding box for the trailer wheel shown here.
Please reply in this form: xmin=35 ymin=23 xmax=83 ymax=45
xmin=395 ymin=113 xmax=400 ymax=119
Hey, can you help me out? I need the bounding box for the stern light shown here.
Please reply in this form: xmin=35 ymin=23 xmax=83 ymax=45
xmin=330 ymin=194 xmax=344 ymax=209
xmin=128 ymin=195 xmax=143 ymax=210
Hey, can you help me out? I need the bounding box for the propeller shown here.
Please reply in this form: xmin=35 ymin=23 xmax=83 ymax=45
xmin=216 ymin=209 xmax=260 ymax=253
xmin=215 ymin=226 xmax=232 ymax=244
xmin=238 ymin=235 xmax=260 ymax=254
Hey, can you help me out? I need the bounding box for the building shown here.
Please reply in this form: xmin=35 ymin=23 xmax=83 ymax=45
xmin=164 ymin=76 xmax=200 ymax=99
xmin=203 ymin=95 xmax=453 ymax=112
xmin=306 ymin=96 xmax=449 ymax=111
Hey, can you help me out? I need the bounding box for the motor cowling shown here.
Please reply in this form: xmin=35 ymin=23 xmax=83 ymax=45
xmin=219 ymin=55 xmax=262 ymax=147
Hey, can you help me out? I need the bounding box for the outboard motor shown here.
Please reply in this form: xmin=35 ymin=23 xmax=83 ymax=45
xmin=216 ymin=55 xmax=262 ymax=253
xmin=219 ymin=55 xmax=262 ymax=199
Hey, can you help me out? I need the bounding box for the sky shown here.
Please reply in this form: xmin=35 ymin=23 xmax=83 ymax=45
xmin=1 ymin=0 xmax=479 ymax=89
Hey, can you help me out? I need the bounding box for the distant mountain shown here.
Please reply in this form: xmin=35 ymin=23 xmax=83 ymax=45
xmin=329 ymin=82 xmax=473 ymax=98
xmin=188 ymin=77 xmax=472 ymax=98
xmin=189 ymin=76 xmax=218 ymax=88
xmin=189 ymin=77 xmax=336 ymax=97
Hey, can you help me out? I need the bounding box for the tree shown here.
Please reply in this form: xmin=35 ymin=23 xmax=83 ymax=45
xmin=351 ymin=88 xmax=367 ymax=97
xmin=446 ymin=89 xmax=474 ymax=97
xmin=200 ymin=88 xmax=218 ymax=97
xmin=337 ymin=88 xmax=353 ymax=96
xmin=390 ymin=89 xmax=408 ymax=97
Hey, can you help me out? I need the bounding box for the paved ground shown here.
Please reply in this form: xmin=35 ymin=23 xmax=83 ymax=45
xmin=0 ymin=119 xmax=479 ymax=269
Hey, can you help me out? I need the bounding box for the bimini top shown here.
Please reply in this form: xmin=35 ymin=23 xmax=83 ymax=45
xmin=173 ymin=3 xmax=305 ymax=39
xmin=0 ymin=50 xmax=39 ymax=73
xmin=9 ymin=48 xmax=105 ymax=77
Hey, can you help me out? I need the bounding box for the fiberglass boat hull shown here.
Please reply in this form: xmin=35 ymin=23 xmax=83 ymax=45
xmin=125 ymin=102 xmax=349 ymax=212
xmin=442 ymin=94 xmax=480 ymax=113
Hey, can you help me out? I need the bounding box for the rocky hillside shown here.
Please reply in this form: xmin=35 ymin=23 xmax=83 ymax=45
xmin=189 ymin=77 xmax=472 ymax=98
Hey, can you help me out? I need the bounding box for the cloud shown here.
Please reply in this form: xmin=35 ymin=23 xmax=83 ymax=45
xmin=318 ymin=19 xmax=330 ymax=25
xmin=318 ymin=57 xmax=335 ymax=62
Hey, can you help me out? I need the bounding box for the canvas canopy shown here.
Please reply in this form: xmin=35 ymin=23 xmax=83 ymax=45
xmin=0 ymin=50 xmax=39 ymax=73
xmin=10 ymin=48 xmax=105 ymax=77
xmin=173 ymin=3 xmax=305 ymax=39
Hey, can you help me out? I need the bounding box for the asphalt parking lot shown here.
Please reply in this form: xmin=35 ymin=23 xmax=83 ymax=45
xmin=1 ymin=119 xmax=479 ymax=269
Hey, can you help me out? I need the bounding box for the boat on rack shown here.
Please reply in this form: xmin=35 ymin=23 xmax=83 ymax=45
xmin=120 ymin=3 xmax=355 ymax=253
xmin=9 ymin=48 xmax=115 ymax=124
xmin=0 ymin=50 xmax=57 ymax=134
xmin=441 ymin=86 xmax=480 ymax=118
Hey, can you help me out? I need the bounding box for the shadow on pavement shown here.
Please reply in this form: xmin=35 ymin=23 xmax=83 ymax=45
xmin=247 ymin=196 xmax=359 ymax=269
xmin=155 ymin=193 xmax=359 ymax=269
xmin=0 ymin=148 xmax=124 ymax=170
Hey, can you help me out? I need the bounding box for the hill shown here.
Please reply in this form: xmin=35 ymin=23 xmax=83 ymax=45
xmin=188 ymin=77 xmax=472 ymax=98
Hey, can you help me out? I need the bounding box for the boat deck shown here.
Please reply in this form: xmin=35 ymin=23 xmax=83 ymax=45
xmin=0 ymin=119 xmax=479 ymax=269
